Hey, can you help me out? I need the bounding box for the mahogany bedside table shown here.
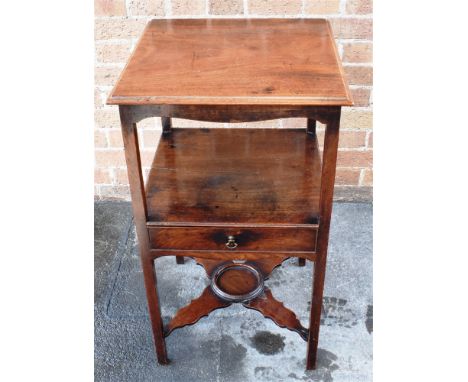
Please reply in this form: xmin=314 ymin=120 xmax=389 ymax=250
xmin=107 ymin=18 xmax=352 ymax=370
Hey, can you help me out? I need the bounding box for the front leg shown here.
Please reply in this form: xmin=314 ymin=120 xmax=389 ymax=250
xmin=306 ymin=110 xmax=341 ymax=370
xmin=119 ymin=105 xmax=169 ymax=365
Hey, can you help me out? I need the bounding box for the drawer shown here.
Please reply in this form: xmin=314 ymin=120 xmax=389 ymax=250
xmin=148 ymin=226 xmax=317 ymax=253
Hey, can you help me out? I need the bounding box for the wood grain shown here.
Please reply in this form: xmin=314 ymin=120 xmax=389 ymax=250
xmin=244 ymin=288 xmax=309 ymax=341
xmin=108 ymin=19 xmax=352 ymax=106
xmin=146 ymin=128 xmax=322 ymax=225
xmin=164 ymin=287 xmax=231 ymax=336
xmin=119 ymin=106 xmax=169 ymax=365
xmin=216 ymin=267 xmax=259 ymax=296
xmin=148 ymin=226 xmax=317 ymax=252
xmin=306 ymin=111 xmax=341 ymax=369
xmin=122 ymin=104 xmax=342 ymax=124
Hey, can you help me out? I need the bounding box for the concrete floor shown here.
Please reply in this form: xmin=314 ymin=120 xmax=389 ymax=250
xmin=95 ymin=201 xmax=372 ymax=382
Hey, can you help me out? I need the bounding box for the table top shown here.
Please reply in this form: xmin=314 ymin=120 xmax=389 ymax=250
xmin=108 ymin=18 xmax=352 ymax=106
xmin=146 ymin=128 xmax=321 ymax=225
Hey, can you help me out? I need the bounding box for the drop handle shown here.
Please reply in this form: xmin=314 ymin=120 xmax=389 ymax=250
xmin=226 ymin=235 xmax=238 ymax=249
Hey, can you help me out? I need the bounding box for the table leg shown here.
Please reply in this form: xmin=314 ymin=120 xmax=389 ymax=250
xmin=307 ymin=118 xmax=317 ymax=135
xmin=120 ymin=106 xmax=169 ymax=365
xmin=306 ymin=110 xmax=340 ymax=370
xmin=300 ymin=118 xmax=317 ymax=269
xmin=161 ymin=116 xmax=183 ymax=265
xmin=176 ymin=256 xmax=185 ymax=264
xmin=161 ymin=116 xmax=172 ymax=134
xmin=141 ymin=257 xmax=169 ymax=364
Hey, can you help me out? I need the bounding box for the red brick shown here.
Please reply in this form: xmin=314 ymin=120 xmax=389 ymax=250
xmin=143 ymin=130 xmax=161 ymax=148
xmin=209 ymin=0 xmax=243 ymax=15
xmin=114 ymin=168 xmax=129 ymax=185
xmin=95 ymin=88 xmax=103 ymax=107
xmin=99 ymin=185 xmax=130 ymax=199
xmin=172 ymin=119 xmax=226 ymax=128
xmin=317 ymin=130 xmax=366 ymax=149
xmin=304 ymin=0 xmax=340 ymax=14
xmin=276 ymin=114 xmax=372 ymax=131
xmin=95 ymin=66 xmax=121 ymax=86
xmin=140 ymin=150 xmax=156 ymax=168
xmin=346 ymin=0 xmax=373 ymax=15
xmin=172 ymin=0 xmax=205 ymax=15
xmin=344 ymin=65 xmax=373 ymax=86
xmin=339 ymin=131 xmax=367 ymax=148
xmin=94 ymin=130 xmax=107 ymax=148
xmin=95 ymin=42 xmax=133 ymax=63
xmin=95 ymin=168 xmax=112 ymax=184
xmin=330 ymin=18 xmax=373 ymax=39
xmin=94 ymin=130 xmax=108 ymax=148
xmin=95 ymin=18 xmax=147 ymax=40
xmin=350 ymin=87 xmax=371 ymax=107
xmin=282 ymin=118 xmax=306 ymax=128
xmin=128 ymin=0 xmax=165 ymax=16
xmin=337 ymin=150 xmax=373 ymax=167
xmin=107 ymin=130 xmax=124 ymax=148
xmin=229 ymin=120 xmax=280 ymax=128
xmin=95 ymin=149 xmax=126 ymax=167
xmin=335 ymin=168 xmax=361 ymax=185
xmin=95 ymin=0 xmax=126 ymax=16
xmin=342 ymin=42 xmax=373 ymax=63
xmin=95 ymin=108 xmax=121 ymax=128
xmin=109 ymin=128 xmax=147 ymax=148
xmin=341 ymin=109 xmax=373 ymax=129
xmin=248 ymin=0 xmax=302 ymax=15
xmin=362 ymin=169 xmax=373 ymax=186
xmin=367 ymin=132 xmax=373 ymax=148
xmin=135 ymin=117 xmax=159 ymax=129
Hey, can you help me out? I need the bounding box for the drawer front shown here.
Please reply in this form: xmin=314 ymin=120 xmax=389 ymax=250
xmin=148 ymin=226 xmax=317 ymax=252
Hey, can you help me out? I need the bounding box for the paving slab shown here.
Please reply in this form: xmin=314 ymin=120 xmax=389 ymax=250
xmin=95 ymin=201 xmax=372 ymax=381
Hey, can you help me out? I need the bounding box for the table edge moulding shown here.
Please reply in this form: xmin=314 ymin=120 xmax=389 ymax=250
xmin=107 ymin=17 xmax=353 ymax=371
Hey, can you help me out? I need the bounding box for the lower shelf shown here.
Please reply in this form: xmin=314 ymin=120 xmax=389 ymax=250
xmin=164 ymin=256 xmax=309 ymax=341
xmin=145 ymin=128 xmax=322 ymax=226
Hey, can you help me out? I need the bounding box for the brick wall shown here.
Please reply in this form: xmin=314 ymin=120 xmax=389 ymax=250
xmin=94 ymin=0 xmax=373 ymax=200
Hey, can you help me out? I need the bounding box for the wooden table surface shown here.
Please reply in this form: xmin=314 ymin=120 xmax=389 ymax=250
xmin=108 ymin=18 xmax=352 ymax=106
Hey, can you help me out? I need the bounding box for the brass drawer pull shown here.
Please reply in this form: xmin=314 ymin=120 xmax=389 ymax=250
xmin=226 ymin=235 xmax=238 ymax=249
